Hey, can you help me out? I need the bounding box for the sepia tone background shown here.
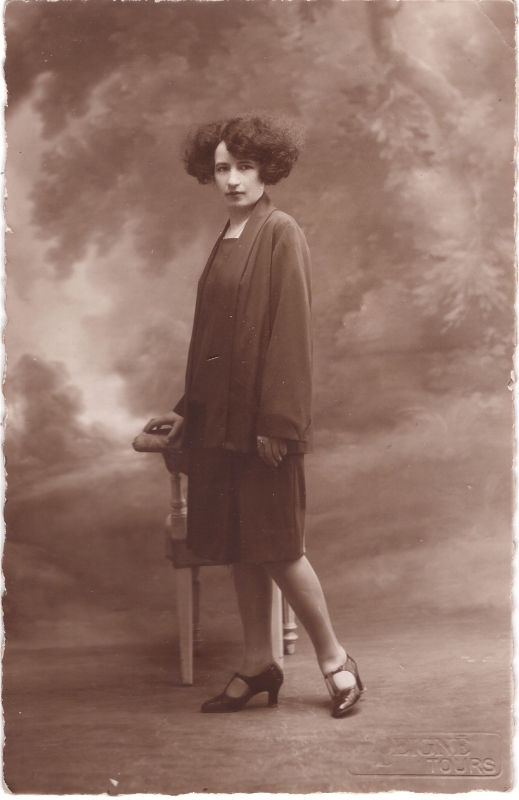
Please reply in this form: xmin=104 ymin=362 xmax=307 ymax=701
xmin=3 ymin=0 xmax=515 ymax=793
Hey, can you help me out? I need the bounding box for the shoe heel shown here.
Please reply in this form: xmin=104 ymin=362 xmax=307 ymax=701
xmin=268 ymin=688 xmax=280 ymax=707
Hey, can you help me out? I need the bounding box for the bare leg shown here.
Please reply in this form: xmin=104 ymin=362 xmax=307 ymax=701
xmin=226 ymin=556 xmax=353 ymax=697
xmin=225 ymin=562 xmax=274 ymax=697
xmin=266 ymin=556 xmax=355 ymax=689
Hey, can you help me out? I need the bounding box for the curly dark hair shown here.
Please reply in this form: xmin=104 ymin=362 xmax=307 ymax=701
xmin=182 ymin=112 xmax=305 ymax=185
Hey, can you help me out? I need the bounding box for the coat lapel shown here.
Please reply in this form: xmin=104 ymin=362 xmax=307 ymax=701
xmin=185 ymin=224 xmax=228 ymax=392
xmin=194 ymin=223 xmax=228 ymax=304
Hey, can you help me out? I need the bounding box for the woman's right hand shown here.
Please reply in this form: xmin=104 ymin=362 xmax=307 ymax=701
xmin=143 ymin=412 xmax=184 ymax=445
xmin=257 ymin=435 xmax=287 ymax=467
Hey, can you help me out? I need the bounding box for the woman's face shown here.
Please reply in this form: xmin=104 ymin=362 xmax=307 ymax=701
xmin=214 ymin=141 xmax=264 ymax=210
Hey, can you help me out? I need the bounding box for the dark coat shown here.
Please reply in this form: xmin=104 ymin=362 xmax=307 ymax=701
xmin=175 ymin=192 xmax=313 ymax=453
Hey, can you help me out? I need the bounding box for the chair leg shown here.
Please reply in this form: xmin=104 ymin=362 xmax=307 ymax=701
xmin=175 ymin=566 xmax=194 ymax=685
xmin=271 ymin=581 xmax=284 ymax=669
xmin=192 ymin=567 xmax=203 ymax=657
xmin=283 ymin=596 xmax=298 ymax=655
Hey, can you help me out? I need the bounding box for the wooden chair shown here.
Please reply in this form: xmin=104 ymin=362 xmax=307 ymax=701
xmin=133 ymin=433 xmax=298 ymax=685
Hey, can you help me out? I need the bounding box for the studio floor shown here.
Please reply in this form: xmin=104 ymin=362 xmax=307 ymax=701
xmin=3 ymin=606 xmax=512 ymax=794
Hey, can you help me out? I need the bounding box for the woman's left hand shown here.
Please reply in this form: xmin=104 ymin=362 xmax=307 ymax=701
xmin=257 ymin=436 xmax=287 ymax=467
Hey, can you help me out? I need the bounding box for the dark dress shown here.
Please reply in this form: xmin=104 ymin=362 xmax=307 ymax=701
xmin=176 ymin=195 xmax=312 ymax=565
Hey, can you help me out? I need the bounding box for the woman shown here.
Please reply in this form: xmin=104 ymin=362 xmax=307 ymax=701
xmin=144 ymin=113 xmax=364 ymax=718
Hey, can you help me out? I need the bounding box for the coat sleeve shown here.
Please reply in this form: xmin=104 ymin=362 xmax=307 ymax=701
xmin=256 ymin=223 xmax=312 ymax=443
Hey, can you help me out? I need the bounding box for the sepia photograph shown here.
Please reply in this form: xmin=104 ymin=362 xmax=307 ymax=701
xmin=2 ymin=0 xmax=515 ymax=793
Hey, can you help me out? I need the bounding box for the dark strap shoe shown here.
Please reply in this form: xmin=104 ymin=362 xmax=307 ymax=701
xmin=324 ymin=654 xmax=365 ymax=718
xmin=201 ymin=663 xmax=284 ymax=713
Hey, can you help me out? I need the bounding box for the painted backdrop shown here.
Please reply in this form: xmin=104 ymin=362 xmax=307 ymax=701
xmin=4 ymin=0 xmax=515 ymax=647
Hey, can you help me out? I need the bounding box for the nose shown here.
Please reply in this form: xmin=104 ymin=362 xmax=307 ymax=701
xmin=227 ymin=168 xmax=240 ymax=188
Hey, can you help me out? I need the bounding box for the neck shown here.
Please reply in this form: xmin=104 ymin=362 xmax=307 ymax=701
xmin=227 ymin=204 xmax=254 ymax=229
xmin=226 ymin=192 xmax=264 ymax=231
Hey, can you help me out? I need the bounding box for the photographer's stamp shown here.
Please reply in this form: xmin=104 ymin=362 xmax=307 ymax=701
xmin=348 ymin=733 xmax=501 ymax=777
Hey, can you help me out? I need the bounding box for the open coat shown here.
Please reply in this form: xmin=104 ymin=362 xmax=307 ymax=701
xmin=175 ymin=192 xmax=313 ymax=454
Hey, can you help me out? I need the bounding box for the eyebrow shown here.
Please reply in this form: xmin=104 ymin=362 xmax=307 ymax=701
xmin=215 ymin=158 xmax=255 ymax=167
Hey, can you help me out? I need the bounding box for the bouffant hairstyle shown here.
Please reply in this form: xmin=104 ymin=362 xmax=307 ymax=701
xmin=182 ymin=112 xmax=305 ymax=185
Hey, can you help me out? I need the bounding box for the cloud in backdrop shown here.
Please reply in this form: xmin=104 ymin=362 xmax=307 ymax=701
xmin=4 ymin=0 xmax=515 ymax=646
